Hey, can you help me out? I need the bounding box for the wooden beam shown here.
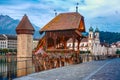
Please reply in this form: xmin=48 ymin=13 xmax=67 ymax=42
xmin=78 ymin=40 xmax=80 ymax=51
xmin=45 ymin=33 xmax=48 ymax=50
xmin=72 ymin=37 xmax=75 ymax=51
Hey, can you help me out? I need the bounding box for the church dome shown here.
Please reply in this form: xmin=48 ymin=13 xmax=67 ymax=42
xmin=95 ymin=27 xmax=99 ymax=32
xmin=89 ymin=26 xmax=93 ymax=32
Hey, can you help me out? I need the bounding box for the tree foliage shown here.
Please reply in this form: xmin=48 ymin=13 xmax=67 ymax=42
xmin=0 ymin=48 xmax=17 ymax=55
xmin=100 ymin=31 xmax=120 ymax=44
xmin=116 ymin=49 xmax=120 ymax=54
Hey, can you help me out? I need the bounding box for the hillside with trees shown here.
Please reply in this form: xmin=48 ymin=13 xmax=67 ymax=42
xmin=100 ymin=31 xmax=120 ymax=44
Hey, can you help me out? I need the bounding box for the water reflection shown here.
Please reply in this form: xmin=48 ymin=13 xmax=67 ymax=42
xmin=0 ymin=54 xmax=36 ymax=80
xmin=0 ymin=56 xmax=17 ymax=80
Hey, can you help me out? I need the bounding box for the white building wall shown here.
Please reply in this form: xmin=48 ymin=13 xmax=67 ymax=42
xmin=33 ymin=40 xmax=39 ymax=49
xmin=0 ymin=40 xmax=7 ymax=49
xmin=8 ymin=40 xmax=17 ymax=49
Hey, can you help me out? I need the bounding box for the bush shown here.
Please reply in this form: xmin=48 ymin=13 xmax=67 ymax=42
xmin=0 ymin=48 xmax=17 ymax=55
xmin=2 ymin=48 xmax=9 ymax=53
xmin=116 ymin=49 xmax=120 ymax=54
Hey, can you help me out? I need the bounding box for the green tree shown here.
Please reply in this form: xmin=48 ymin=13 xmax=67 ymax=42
xmin=13 ymin=49 xmax=17 ymax=52
xmin=0 ymin=48 xmax=3 ymax=53
xmin=2 ymin=48 xmax=9 ymax=53
xmin=9 ymin=49 xmax=13 ymax=52
xmin=116 ymin=49 xmax=120 ymax=54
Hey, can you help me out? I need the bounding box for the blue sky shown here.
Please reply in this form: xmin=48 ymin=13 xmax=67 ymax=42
xmin=0 ymin=0 xmax=120 ymax=32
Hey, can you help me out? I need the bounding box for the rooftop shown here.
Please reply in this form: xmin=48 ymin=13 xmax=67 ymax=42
xmin=40 ymin=12 xmax=85 ymax=33
xmin=16 ymin=14 xmax=35 ymax=34
xmin=0 ymin=34 xmax=17 ymax=40
xmin=81 ymin=37 xmax=88 ymax=42
xmin=0 ymin=34 xmax=6 ymax=40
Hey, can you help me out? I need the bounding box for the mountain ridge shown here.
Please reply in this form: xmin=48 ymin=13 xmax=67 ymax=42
xmin=0 ymin=15 xmax=119 ymax=43
xmin=0 ymin=14 xmax=41 ymax=38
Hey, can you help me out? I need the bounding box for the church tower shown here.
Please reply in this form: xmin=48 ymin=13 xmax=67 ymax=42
xmin=88 ymin=26 xmax=94 ymax=53
xmin=94 ymin=27 xmax=100 ymax=44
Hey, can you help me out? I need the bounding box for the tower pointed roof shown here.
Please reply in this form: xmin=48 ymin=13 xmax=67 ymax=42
xmin=16 ymin=14 xmax=35 ymax=34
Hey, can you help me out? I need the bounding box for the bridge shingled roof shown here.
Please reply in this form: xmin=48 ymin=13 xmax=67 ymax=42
xmin=40 ymin=12 xmax=85 ymax=33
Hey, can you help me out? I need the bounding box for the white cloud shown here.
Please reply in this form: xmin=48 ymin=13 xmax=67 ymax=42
xmin=0 ymin=0 xmax=120 ymax=32
xmin=79 ymin=0 xmax=120 ymax=18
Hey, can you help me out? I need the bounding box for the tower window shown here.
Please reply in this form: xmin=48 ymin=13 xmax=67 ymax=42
xmin=89 ymin=34 xmax=91 ymax=38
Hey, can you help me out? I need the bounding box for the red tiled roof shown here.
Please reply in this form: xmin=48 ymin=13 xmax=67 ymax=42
xmin=75 ymin=30 xmax=82 ymax=36
xmin=40 ymin=12 xmax=85 ymax=33
xmin=100 ymin=42 xmax=110 ymax=47
xmin=67 ymin=38 xmax=78 ymax=43
xmin=81 ymin=37 xmax=88 ymax=42
xmin=0 ymin=34 xmax=6 ymax=40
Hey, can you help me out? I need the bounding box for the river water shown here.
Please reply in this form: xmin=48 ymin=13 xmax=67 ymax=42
xmin=0 ymin=57 xmax=17 ymax=80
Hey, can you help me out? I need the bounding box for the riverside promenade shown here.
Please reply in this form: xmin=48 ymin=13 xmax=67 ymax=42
xmin=14 ymin=58 xmax=120 ymax=80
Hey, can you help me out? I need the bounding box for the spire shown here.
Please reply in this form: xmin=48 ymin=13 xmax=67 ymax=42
xmin=16 ymin=14 xmax=35 ymax=34
xmin=54 ymin=9 xmax=57 ymax=16
xmin=76 ymin=3 xmax=79 ymax=13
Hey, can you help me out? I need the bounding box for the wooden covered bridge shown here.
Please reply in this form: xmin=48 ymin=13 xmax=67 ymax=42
xmin=34 ymin=12 xmax=86 ymax=71
xmin=36 ymin=12 xmax=85 ymax=52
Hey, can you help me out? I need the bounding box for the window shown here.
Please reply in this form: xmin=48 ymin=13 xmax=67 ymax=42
xmin=89 ymin=34 xmax=91 ymax=38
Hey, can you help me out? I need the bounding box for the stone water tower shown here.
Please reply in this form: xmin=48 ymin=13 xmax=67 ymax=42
xmin=16 ymin=14 xmax=35 ymax=76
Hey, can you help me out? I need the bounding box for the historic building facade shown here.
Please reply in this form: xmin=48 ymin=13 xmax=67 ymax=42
xmin=67 ymin=27 xmax=100 ymax=53
xmin=88 ymin=27 xmax=100 ymax=53
xmin=86 ymin=27 xmax=118 ymax=55
xmin=79 ymin=27 xmax=111 ymax=55
xmin=67 ymin=27 xmax=118 ymax=55
xmin=0 ymin=34 xmax=7 ymax=49
xmin=0 ymin=34 xmax=17 ymax=49
xmin=0 ymin=34 xmax=38 ymax=50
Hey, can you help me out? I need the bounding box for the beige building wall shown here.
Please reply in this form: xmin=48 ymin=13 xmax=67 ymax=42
xmin=33 ymin=40 xmax=39 ymax=50
xmin=17 ymin=34 xmax=33 ymax=57
xmin=17 ymin=34 xmax=33 ymax=77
